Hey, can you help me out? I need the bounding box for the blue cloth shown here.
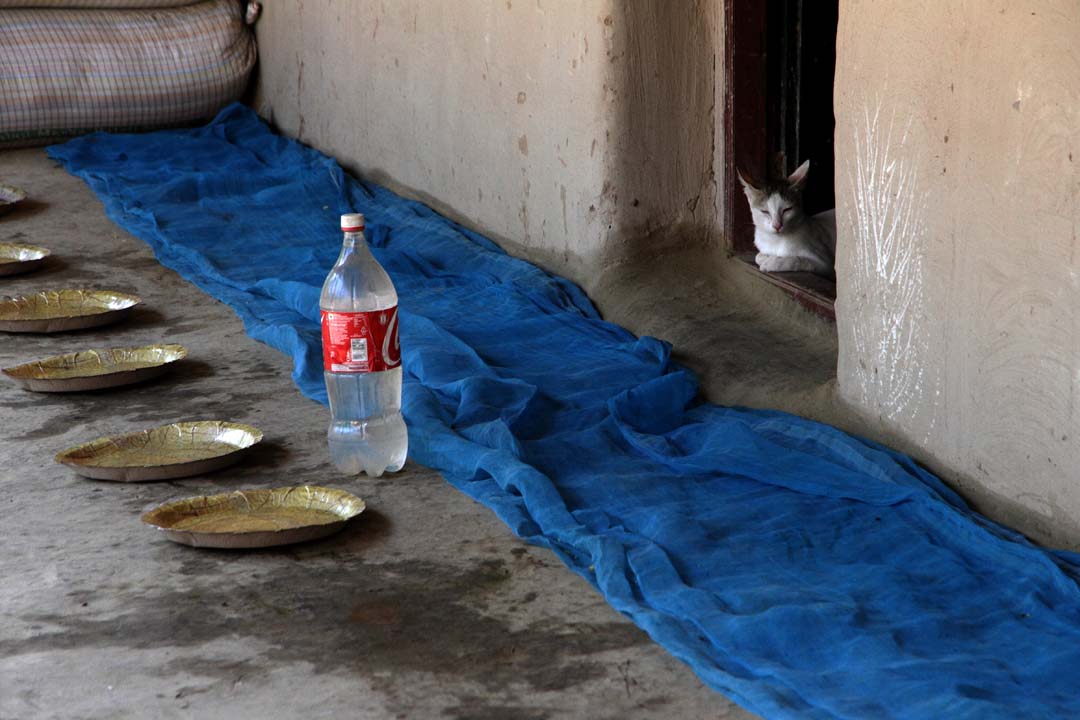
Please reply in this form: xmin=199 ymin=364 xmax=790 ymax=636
xmin=49 ymin=104 xmax=1080 ymax=720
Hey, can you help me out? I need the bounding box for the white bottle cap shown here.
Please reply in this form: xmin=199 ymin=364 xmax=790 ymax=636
xmin=341 ymin=213 xmax=365 ymax=232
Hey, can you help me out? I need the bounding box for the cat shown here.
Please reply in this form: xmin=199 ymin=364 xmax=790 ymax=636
xmin=738 ymin=160 xmax=836 ymax=278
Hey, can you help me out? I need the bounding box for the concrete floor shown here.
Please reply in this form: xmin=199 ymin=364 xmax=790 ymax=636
xmin=0 ymin=149 xmax=759 ymax=719
xmin=588 ymin=242 xmax=840 ymax=421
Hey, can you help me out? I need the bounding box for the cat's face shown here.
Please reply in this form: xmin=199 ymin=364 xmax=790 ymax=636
xmin=738 ymin=160 xmax=810 ymax=236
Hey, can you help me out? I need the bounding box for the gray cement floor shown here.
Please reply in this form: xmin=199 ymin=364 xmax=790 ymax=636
xmin=0 ymin=149 xmax=758 ymax=719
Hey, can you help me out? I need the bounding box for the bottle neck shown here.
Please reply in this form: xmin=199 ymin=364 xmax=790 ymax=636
xmin=338 ymin=231 xmax=369 ymax=259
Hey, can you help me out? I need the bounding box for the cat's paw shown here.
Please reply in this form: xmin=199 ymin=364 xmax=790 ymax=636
xmin=758 ymin=255 xmax=824 ymax=273
xmin=756 ymin=254 xmax=786 ymax=272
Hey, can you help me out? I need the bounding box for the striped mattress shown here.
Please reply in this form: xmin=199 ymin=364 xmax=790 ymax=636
xmin=0 ymin=1 xmax=197 ymax=6
xmin=0 ymin=0 xmax=255 ymax=147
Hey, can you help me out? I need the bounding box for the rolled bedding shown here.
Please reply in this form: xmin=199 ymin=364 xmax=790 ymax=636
xmin=0 ymin=1 xmax=196 ymax=6
xmin=0 ymin=0 xmax=255 ymax=147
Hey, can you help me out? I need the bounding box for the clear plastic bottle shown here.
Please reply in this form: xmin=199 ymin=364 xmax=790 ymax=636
xmin=320 ymin=213 xmax=407 ymax=477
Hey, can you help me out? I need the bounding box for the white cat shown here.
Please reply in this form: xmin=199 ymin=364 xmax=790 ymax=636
xmin=738 ymin=160 xmax=836 ymax=277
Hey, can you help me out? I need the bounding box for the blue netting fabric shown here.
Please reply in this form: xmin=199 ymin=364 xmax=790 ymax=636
xmin=48 ymin=104 xmax=1080 ymax=720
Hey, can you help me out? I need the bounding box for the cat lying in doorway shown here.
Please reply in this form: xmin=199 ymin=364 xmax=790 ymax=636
xmin=738 ymin=160 xmax=836 ymax=278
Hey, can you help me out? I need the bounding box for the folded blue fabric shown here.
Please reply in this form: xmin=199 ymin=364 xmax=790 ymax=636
xmin=49 ymin=104 xmax=1080 ymax=720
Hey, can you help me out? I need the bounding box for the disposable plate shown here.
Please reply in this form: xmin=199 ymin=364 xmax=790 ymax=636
xmin=2 ymin=344 xmax=188 ymax=392
xmin=0 ymin=290 xmax=141 ymax=333
xmin=141 ymin=486 xmax=366 ymax=549
xmin=55 ymin=420 xmax=263 ymax=482
xmin=0 ymin=184 xmax=26 ymax=217
xmin=0 ymin=243 xmax=50 ymax=276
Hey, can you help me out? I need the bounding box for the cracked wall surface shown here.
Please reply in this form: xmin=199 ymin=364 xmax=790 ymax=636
xmin=836 ymin=0 xmax=1080 ymax=548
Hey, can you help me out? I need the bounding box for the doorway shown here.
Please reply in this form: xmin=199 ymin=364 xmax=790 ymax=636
xmin=725 ymin=0 xmax=839 ymax=317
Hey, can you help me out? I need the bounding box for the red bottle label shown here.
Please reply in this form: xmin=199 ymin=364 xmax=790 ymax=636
xmin=321 ymin=307 xmax=401 ymax=373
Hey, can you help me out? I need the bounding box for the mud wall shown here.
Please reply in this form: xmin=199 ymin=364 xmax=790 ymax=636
xmin=835 ymin=0 xmax=1080 ymax=547
xmin=252 ymin=0 xmax=1080 ymax=547
xmin=251 ymin=0 xmax=722 ymax=287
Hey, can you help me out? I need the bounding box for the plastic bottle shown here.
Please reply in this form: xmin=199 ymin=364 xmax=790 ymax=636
xmin=320 ymin=213 xmax=407 ymax=476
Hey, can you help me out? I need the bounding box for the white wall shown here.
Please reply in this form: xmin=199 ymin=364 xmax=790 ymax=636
xmin=835 ymin=0 xmax=1080 ymax=547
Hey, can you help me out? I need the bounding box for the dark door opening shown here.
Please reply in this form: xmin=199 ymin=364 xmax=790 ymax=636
xmin=725 ymin=0 xmax=839 ymax=317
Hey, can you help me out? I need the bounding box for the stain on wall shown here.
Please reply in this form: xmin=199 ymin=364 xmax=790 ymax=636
xmin=836 ymin=0 xmax=1080 ymax=548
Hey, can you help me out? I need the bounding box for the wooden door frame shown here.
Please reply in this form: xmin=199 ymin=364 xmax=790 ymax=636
xmin=723 ymin=0 xmax=839 ymax=320
xmin=724 ymin=0 xmax=838 ymax=254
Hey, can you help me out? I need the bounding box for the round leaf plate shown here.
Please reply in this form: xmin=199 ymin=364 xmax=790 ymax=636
xmin=0 ymin=184 xmax=27 ymax=217
xmin=141 ymin=486 xmax=366 ymax=549
xmin=55 ymin=420 xmax=263 ymax=482
xmin=3 ymin=344 xmax=187 ymax=392
xmin=0 ymin=243 xmax=50 ymax=277
xmin=0 ymin=289 xmax=141 ymax=333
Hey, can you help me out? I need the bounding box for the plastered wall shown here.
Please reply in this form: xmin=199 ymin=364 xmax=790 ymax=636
xmin=251 ymin=0 xmax=722 ymax=287
xmin=835 ymin=0 xmax=1080 ymax=547
xmin=253 ymin=1 xmax=1080 ymax=547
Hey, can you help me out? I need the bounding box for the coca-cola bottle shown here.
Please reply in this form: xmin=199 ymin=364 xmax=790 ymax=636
xmin=320 ymin=213 xmax=407 ymax=476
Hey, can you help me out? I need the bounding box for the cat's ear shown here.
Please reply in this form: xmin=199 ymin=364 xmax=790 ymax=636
xmin=788 ymin=160 xmax=810 ymax=190
xmin=737 ymin=168 xmax=761 ymax=197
